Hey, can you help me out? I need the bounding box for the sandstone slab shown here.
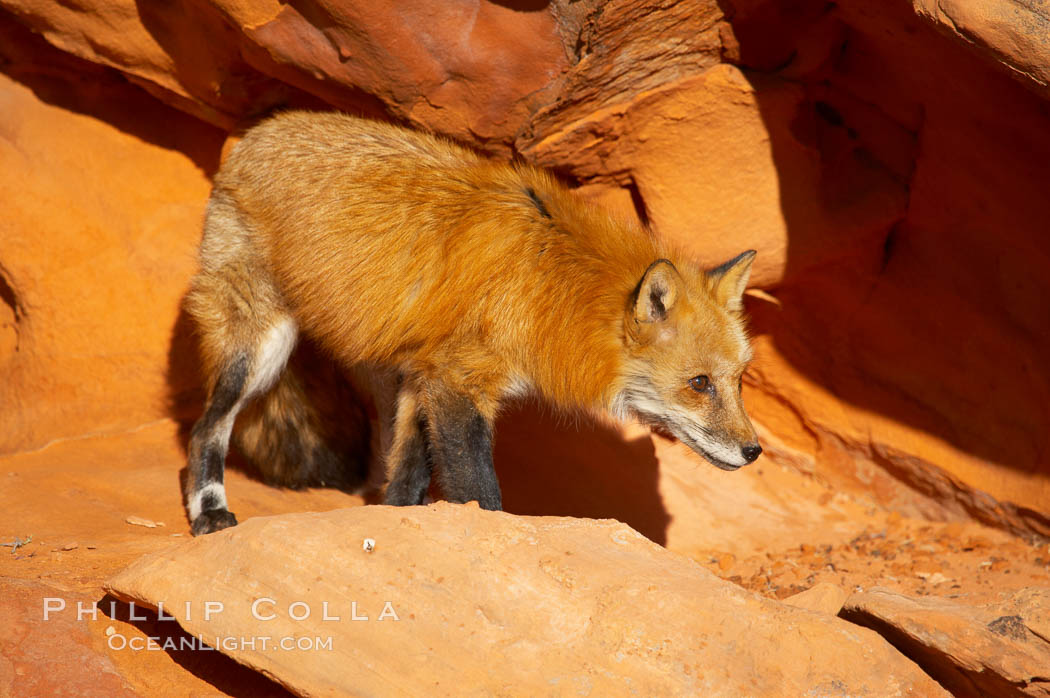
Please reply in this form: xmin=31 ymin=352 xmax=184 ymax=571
xmin=105 ymin=503 xmax=946 ymax=696
xmin=842 ymin=587 xmax=1050 ymax=697
xmin=0 ymin=579 xmax=136 ymax=697
xmin=784 ymin=582 xmax=849 ymax=616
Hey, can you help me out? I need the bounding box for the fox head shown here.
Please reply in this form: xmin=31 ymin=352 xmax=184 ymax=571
xmin=617 ymin=250 xmax=761 ymax=470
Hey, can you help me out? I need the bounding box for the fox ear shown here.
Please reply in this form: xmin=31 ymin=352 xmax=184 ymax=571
xmin=709 ymin=250 xmax=756 ymax=312
xmin=633 ymin=259 xmax=681 ymax=324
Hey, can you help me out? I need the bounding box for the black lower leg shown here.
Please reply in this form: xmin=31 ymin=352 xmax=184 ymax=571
xmin=187 ymin=355 xmax=247 ymax=535
xmin=189 ymin=442 xmax=238 ymax=536
xmin=427 ymin=394 xmax=501 ymax=511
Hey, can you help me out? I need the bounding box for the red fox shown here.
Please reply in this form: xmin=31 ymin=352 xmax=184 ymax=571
xmin=184 ymin=111 xmax=761 ymax=535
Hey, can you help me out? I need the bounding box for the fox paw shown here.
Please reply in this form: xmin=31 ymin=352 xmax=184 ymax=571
xmin=191 ymin=509 xmax=238 ymax=536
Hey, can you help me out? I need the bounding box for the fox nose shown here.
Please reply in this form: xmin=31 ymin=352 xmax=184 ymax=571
xmin=741 ymin=443 xmax=762 ymax=464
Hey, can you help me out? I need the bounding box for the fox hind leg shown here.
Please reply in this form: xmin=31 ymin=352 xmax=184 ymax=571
xmin=383 ymin=380 xmax=433 ymax=506
xmin=187 ymin=317 xmax=298 ymax=535
xmin=186 ymin=354 xmax=247 ymax=535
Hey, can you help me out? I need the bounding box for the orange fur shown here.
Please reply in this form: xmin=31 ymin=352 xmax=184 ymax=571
xmin=207 ymin=111 xmax=661 ymax=415
xmin=185 ymin=110 xmax=761 ymax=529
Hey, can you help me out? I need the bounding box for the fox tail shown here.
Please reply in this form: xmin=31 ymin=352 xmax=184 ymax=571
xmin=232 ymin=341 xmax=373 ymax=492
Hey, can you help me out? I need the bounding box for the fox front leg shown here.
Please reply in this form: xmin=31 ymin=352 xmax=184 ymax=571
xmin=419 ymin=385 xmax=501 ymax=511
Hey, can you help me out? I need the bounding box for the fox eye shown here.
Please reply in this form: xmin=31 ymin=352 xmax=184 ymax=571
xmin=689 ymin=375 xmax=712 ymax=393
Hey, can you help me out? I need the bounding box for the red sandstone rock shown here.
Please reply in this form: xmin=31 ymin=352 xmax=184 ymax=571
xmin=0 ymin=57 xmax=223 ymax=455
xmin=0 ymin=0 xmax=288 ymax=127
xmin=737 ymin=0 xmax=1050 ymax=537
xmin=520 ymin=62 xmax=909 ymax=288
xmin=842 ymin=587 xmax=1050 ymax=697
xmin=520 ymin=0 xmax=725 ymax=150
xmin=5 ymin=414 xmax=1047 ymax=693
xmin=235 ymin=0 xmax=570 ymax=149
xmin=0 ymin=579 xmax=136 ymax=697
xmin=0 ymin=0 xmax=571 ymax=147
xmin=105 ymin=503 xmax=948 ymax=696
xmin=912 ymin=0 xmax=1050 ymax=98
xmin=2 ymin=2 xmax=1050 ymax=693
